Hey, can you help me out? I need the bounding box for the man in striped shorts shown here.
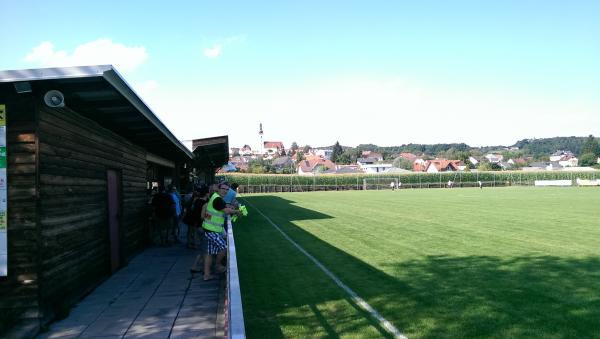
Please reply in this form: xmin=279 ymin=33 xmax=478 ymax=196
xmin=202 ymin=182 xmax=241 ymax=281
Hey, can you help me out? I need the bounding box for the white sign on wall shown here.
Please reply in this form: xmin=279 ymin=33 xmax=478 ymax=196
xmin=0 ymin=104 xmax=6 ymax=277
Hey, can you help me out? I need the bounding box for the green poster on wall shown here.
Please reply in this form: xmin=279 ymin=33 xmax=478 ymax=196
xmin=0 ymin=146 xmax=6 ymax=168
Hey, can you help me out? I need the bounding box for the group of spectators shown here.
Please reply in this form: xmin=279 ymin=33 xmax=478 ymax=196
xmin=149 ymin=182 xmax=242 ymax=281
xmin=149 ymin=185 xmax=184 ymax=245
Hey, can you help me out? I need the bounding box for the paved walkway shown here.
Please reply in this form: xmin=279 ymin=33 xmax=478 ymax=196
xmin=37 ymin=241 xmax=224 ymax=339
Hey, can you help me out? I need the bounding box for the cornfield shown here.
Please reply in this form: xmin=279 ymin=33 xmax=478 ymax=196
xmin=216 ymin=171 xmax=598 ymax=193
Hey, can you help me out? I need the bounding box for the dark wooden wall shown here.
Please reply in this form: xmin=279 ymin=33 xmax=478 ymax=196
xmin=0 ymin=92 xmax=40 ymax=333
xmin=0 ymin=87 xmax=184 ymax=336
xmin=36 ymin=105 xmax=148 ymax=320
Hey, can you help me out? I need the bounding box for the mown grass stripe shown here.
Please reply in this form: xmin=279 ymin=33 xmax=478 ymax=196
xmin=242 ymin=198 xmax=407 ymax=339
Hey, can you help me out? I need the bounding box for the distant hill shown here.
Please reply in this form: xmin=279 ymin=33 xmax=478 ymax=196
xmin=318 ymin=136 xmax=597 ymax=159
xmin=512 ymin=136 xmax=591 ymax=156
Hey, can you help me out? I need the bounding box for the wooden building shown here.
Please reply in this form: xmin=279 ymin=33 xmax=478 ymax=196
xmin=0 ymin=65 xmax=194 ymax=336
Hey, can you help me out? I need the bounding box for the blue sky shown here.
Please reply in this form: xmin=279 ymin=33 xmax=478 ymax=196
xmin=1 ymin=1 xmax=599 ymax=150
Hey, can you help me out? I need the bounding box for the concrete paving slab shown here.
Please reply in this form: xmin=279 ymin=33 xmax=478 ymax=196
xmin=172 ymin=314 xmax=216 ymax=328
xmin=36 ymin=325 xmax=87 ymax=339
xmin=185 ymin=302 xmax=218 ymax=311
xmin=169 ymin=328 xmax=217 ymax=339
xmin=125 ymin=319 xmax=175 ymax=337
xmin=144 ymin=296 xmax=185 ymax=310
xmin=136 ymin=307 xmax=180 ymax=319
xmin=80 ymin=318 xmax=133 ymax=337
xmin=123 ymin=329 xmax=171 ymax=339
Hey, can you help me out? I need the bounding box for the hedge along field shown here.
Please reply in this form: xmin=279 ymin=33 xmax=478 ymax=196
xmin=218 ymin=171 xmax=599 ymax=189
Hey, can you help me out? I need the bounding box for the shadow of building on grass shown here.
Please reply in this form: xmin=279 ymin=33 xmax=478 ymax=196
xmin=235 ymin=195 xmax=600 ymax=338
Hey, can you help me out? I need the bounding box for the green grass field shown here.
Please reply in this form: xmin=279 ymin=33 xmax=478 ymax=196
xmin=234 ymin=187 xmax=600 ymax=338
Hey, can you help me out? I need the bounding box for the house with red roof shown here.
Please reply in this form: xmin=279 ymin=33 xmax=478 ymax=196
xmin=413 ymin=158 xmax=428 ymax=172
xmin=297 ymin=157 xmax=337 ymax=175
xmin=425 ymin=159 xmax=462 ymax=173
xmin=264 ymin=141 xmax=285 ymax=157
xmin=399 ymin=152 xmax=418 ymax=162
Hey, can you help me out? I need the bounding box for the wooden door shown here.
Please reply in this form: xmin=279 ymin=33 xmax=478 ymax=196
xmin=107 ymin=169 xmax=121 ymax=273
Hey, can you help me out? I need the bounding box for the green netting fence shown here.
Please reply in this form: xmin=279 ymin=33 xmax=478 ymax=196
xmin=216 ymin=171 xmax=598 ymax=194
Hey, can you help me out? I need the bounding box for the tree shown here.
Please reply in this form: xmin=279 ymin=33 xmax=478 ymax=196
xmin=580 ymin=135 xmax=600 ymax=157
xmin=478 ymin=162 xmax=501 ymax=171
xmin=303 ymin=145 xmax=311 ymax=153
xmin=337 ymin=147 xmax=357 ymax=164
xmin=296 ymin=151 xmax=305 ymax=162
xmin=290 ymin=141 xmax=299 ymax=155
xmin=331 ymin=141 xmax=343 ymax=162
xmin=454 ymin=151 xmax=474 ymax=169
xmin=579 ymin=152 xmax=598 ymax=167
xmin=393 ymin=157 xmax=413 ymax=170
xmin=248 ymin=158 xmax=273 ymax=173
xmin=381 ymin=150 xmax=393 ymax=160
xmin=478 ymin=162 xmax=493 ymax=171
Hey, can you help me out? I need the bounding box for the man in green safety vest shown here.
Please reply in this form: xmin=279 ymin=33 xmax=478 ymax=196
xmin=202 ymin=182 xmax=241 ymax=280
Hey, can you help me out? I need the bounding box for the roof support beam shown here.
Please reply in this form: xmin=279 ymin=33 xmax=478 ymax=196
xmin=146 ymin=152 xmax=175 ymax=168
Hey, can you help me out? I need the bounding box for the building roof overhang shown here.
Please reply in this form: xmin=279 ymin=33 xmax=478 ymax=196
xmin=192 ymin=135 xmax=229 ymax=171
xmin=0 ymin=65 xmax=193 ymax=162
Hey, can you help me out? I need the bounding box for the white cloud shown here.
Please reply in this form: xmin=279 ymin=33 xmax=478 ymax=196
xmin=25 ymin=39 xmax=148 ymax=73
xmin=202 ymin=34 xmax=246 ymax=58
xmin=203 ymin=45 xmax=223 ymax=58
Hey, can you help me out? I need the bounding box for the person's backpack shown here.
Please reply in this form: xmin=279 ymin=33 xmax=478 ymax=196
xmin=183 ymin=198 xmax=206 ymax=226
xmin=153 ymin=193 xmax=174 ymax=219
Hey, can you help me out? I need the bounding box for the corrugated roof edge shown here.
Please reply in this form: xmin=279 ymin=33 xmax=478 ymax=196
xmin=0 ymin=65 xmax=113 ymax=82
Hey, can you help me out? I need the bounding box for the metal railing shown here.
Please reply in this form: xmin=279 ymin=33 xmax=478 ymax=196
xmin=226 ymin=218 xmax=246 ymax=339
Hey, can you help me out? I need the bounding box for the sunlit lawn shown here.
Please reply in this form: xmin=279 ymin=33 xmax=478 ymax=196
xmin=234 ymin=187 xmax=600 ymax=338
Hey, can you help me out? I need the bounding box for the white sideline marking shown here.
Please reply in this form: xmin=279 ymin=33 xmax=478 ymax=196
xmin=244 ymin=200 xmax=407 ymax=339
